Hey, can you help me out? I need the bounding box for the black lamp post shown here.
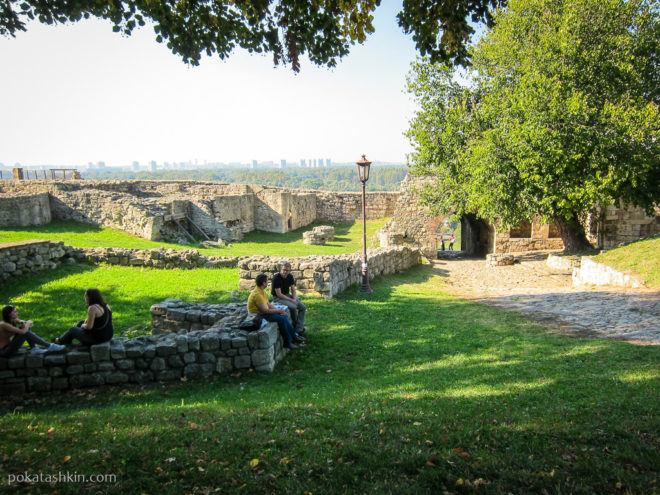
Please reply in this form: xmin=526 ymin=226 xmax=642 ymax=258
xmin=356 ymin=154 xmax=373 ymax=293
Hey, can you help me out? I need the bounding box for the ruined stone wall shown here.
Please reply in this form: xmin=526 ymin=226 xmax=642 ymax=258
xmin=495 ymin=218 xmax=565 ymax=253
xmin=600 ymin=204 xmax=660 ymax=249
xmin=237 ymin=246 xmax=421 ymax=298
xmin=314 ymin=191 xmax=398 ymax=222
xmin=379 ymin=175 xmax=451 ymax=259
xmin=0 ymin=307 xmax=289 ymax=395
xmin=0 ymin=193 xmax=51 ymax=226
xmin=0 ymin=240 xmax=83 ymax=281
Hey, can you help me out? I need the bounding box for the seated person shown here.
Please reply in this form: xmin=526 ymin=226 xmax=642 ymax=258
xmin=54 ymin=288 xmax=113 ymax=346
xmin=247 ymin=273 xmax=304 ymax=350
xmin=271 ymin=261 xmax=307 ymax=335
xmin=0 ymin=305 xmax=65 ymax=356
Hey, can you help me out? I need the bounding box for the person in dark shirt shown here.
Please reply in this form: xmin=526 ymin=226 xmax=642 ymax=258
xmin=271 ymin=262 xmax=307 ymax=335
xmin=54 ymin=288 xmax=113 ymax=346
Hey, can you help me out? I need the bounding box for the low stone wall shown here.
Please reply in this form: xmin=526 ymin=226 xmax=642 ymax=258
xmin=573 ymin=257 xmax=645 ymax=288
xmin=486 ymin=254 xmax=515 ymax=267
xmin=0 ymin=240 xmax=83 ymax=281
xmin=547 ymin=253 xmax=581 ymax=271
xmin=302 ymin=225 xmax=335 ymax=245
xmin=238 ymin=246 xmax=422 ymax=298
xmin=0 ymin=316 xmax=287 ymax=394
xmin=0 ymin=241 xmax=242 ymax=281
xmin=82 ymin=247 xmax=241 ymax=269
xmin=0 ymin=192 xmax=51 ymax=226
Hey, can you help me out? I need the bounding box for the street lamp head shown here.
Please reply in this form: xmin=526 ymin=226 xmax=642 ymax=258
xmin=356 ymin=154 xmax=372 ymax=183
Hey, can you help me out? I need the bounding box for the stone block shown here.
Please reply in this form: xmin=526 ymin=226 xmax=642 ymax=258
xmin=186 ymin=310 xmax=202 ymax=322
xmin=115 ymin=359 xmax=135 ymax=371
xmin=183 ymin=363 xmax=202 ymax=378
xmin=234 ymin=355 xmax=251 ymax=369
xmin=70 ymin=374 xmax=105 ymax=388
xmin=200 ymin=334 xmax=219 ymax=351
xmin=52 ymin=378 xmax=69 ymax=390
xmin=49 ymin=367 xmax=64 ymax=377
xmin=125 ymin=344 xmax=143 ymax=358
xmin=25 ymin=354 xmax=44 ymax=368
xmin=104 ymin=372 xmax=129 ymax=384
xmin=231 ymin=336 xmax=248 ymax=349
xmin=129 ymin=370 xmax=154 ymax=384
xmin=156 ymin=341 xmax=177 ymax=356
xmin=257 ymin=324 xmax=279 ymax=349
xmin=143 ymin=345 xmax=156 ymax=359
xmin=67 ymin=351 xmax=91 ymax=365
xmin=150 ymin=357 xmax=166 ymax=371
xmin=84 ymin=363 xmax=97 ymax=373
xmin=0 ymin=357 xmax=8 ymax=370
xmin=166 ymin=309 xmax=186 ymax=321
xmin=247 ymin=332 xmax=259 ymax=349
xmin=187 ymin=336 xmax=200 ymax=352
xmin=91 ymin=342 xmax=111 ymax=362
xmin=216 ymin=357 xmax=233 ymax=374
xmin=156 ymin=369 xmax=182 ymax=381
xmin=198 ymin=352 xmax=216 ymax=364
xmin=66 ymin=364 xmax=84 ymax=375
xmin=110 ymin=341 xmax=126 ymax=359
xmin=175 ymin=335 xmax=188 ymax=353
xmin=0 ymin=370 xmax=15 ymax=379
xmin=183 ymin=352 xmax=196 ymax=364
xmin=167 ymin=355 xmax=184 ymax=368
xmin=251 ymin=348 xmax=274 ymax=368
xmin=8 ymin=355 xmax=25 ymax=369
xmin=0 ymin=380 xmax=26 ymax=394
xmin=97 ymin=362 xmax=116 ymax=372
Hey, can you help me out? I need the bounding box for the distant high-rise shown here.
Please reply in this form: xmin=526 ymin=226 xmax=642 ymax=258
xmin=319 ymin=158 xmax=324 ymax=168
xmin=280 ymin=159 xmax=286 ymax=169
xmin=251 ymin=160 xmax=257 ymax=169
xmin=132 ymin=161 xmax=139 ymax=171
xmin=300 ymin=159 xmax=306 ymax=168
xmin=150 ymin=161 xmax=157 ymax=171
xmin=325 ymin=158 xmax=331 ymax=167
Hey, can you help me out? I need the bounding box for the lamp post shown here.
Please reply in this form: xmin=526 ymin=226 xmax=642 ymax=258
xmin=356 ymin=154 xmax=373 ymax=293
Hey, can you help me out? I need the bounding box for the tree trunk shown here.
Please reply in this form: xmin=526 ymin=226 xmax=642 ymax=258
xmin=554 ymin=214 xmax=593 ymax=253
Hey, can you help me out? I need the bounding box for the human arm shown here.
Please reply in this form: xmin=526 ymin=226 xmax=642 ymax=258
xmin=273 ymin=287 xmax=297 ymax=304
xmin=81 ymin=305 xmax=102 ymax=330
xmin=0 ymin=320 xmax=31 ymax=334
xmin=258 ymin=301 xmax=286 ymax=315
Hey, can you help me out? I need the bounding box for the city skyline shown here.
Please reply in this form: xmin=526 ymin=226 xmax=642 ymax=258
xmin=0 ymin=2 xmax=419 ymax=168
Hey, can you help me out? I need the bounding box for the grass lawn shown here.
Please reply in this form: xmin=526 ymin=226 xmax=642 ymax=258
xmin=1 ymin=264 xmax=658 ymax=494
xmin=0 ymin=218 xmax=389 ymax=258
xmin=594 ymin=234 xmax=660 ymax=289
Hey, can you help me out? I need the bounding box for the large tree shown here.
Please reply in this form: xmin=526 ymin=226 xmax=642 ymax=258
xmin=407 ymin=0 xmax=660 ymax=251
xmin=0 ymin=0 xmax=503 ymax=71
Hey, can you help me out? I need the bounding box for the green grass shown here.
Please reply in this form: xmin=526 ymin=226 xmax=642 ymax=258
xmin=1 ymin=265 xmax=658 ymax=494
xmin=594 ymin=234 xmax=660 ymax=289
xmin=0 ymin=218 xmax=390 ymax=258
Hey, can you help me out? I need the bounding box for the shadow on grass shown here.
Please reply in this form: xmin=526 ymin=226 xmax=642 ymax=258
xmin=239 ymin=221 xmax=358 ymax=247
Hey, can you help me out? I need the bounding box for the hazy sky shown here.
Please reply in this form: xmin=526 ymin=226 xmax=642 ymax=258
xmin=0 ymin=2 xmax=420 ymax=168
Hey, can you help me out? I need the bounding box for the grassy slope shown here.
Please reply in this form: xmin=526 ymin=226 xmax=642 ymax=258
xmin=593 ymin=235 xmax=660 ymax=289
xmin=0 ymin=266 xmax=658 ymax=494
xmin=0 ymin=218 xmax=389 ymax=258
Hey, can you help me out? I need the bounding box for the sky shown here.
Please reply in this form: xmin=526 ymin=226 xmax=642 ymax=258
xmin=0 ymin=2 xmax=420 ymax=168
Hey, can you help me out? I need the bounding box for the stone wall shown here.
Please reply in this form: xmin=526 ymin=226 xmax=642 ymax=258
xmin=573 ymin=257 xmax=645 ymax=288
xmin=0 ymin=240 xmax=83 ymax=281
xmin=494 ymin=217 xmax=565 ymax=253
xmin=379 ymin=175 xmax=452 ymax=259
xmin=237 ymin=246 xmax=422 ymax=298
xmin=314 ymin=191 xmax=398 ymax=222
xmin=0 ymin=305 xmax=288 ymax=395
xmin=0 ymin=193 xmax=51 ymax=226
xmin=0 ymin=181 xmax=398 ymax=244
xmin=599 ymin=204 xmax=660 ymax=249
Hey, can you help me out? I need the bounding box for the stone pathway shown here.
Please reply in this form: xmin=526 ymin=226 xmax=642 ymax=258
xmin=431 ymin=251 xmax=660 ymax=345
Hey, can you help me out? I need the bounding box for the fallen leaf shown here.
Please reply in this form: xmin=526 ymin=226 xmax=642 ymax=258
xmin=249 ymin=458 xmax=259 ymax=468
xmin=47 ymin=427 xmax=55 ymax=434
xmin=63 ymin=455 xmax=71 ymax=463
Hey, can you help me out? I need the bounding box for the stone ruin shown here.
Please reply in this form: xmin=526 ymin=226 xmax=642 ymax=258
xmin=302 ymin=225 xmax=335 ymax=245
xmin=0 ymin=180 xmax=398 ymax=245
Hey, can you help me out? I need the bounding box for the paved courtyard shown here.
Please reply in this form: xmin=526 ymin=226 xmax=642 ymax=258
xmin=432 ymin=252 xmax=660 ymax=345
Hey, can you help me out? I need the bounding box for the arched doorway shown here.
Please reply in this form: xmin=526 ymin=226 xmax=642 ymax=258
xmin=436 ymin=217 xmax=462 ymax=254
xmin=460 ymin=214 xmax=492 ymax=256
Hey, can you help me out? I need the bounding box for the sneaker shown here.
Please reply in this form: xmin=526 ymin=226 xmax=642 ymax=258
xmin=47 ymin=343 xmax=66 ymax=352
xmin=293 ymin=335 xmax=306 ymax=343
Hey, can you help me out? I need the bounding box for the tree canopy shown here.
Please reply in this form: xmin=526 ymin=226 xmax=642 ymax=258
xmin=406 ymin=0 xmax=660 ymax=250
xmin=0 ymin=0 xmax=503 ymax=71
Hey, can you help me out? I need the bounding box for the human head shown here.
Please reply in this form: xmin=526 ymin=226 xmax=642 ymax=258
xmin=280 ymin=262 xmax=291 ymax=276
xmin=84 ymin=288 xmax=105 ymax=306
xmin=255 ymin=274 xmax=268 ymax=289
xmin=2 ymin=305 xmax=16 ymax=323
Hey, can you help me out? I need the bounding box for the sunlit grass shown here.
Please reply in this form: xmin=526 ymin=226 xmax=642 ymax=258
xmin=0 ymin=218 xmax=390 ymax=257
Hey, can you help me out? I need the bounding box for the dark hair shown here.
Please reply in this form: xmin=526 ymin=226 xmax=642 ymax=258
xmin=2 ymin=305 xmax=15 ymax=323
xmin=255 ymin=274 xmax=268 ymax=287
xmin=85 ymin=288 xmax=106 ymax=306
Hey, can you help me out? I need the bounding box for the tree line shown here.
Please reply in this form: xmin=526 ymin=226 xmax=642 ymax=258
xmin=83 ymin=166 xmax=408 ymax=192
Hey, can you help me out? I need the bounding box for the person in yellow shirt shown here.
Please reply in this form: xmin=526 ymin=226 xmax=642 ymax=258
xmin=247 ymin=273 xmax=303 ymax=349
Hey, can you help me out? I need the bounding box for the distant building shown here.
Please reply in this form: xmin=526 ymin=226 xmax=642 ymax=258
xmin=132 ymin=161 xmax=140 ymax=171
xmin=326 ymin=158 xmax=331 ymax=167
xmin=300 ymin=159 xmax=306 ymax=168
xmin=251 ymin=160 xmax=257 ymax=169
xmin=150 ymin=161 xmax=157 ymax=171
xmin=280 ymin=159 xmax=286 ymax=169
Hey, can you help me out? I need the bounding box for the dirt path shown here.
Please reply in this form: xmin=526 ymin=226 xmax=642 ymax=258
xmin=431 ymin=252 xmax=660 ymax=345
